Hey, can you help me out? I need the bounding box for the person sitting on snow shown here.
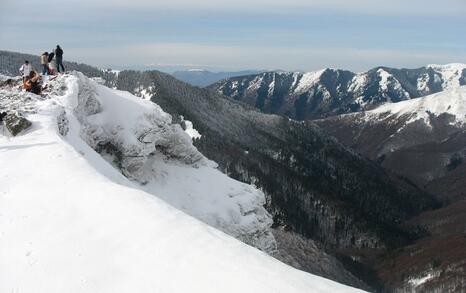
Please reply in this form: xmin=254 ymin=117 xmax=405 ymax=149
xmin=19 ymin=60 xmax=32 ymax=81
xmin=23 ymin=70 xmax=42 ymax=95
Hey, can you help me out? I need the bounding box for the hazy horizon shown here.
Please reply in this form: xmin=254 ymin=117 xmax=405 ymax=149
xmin=1 ymin=0 xmax=465 ymax=72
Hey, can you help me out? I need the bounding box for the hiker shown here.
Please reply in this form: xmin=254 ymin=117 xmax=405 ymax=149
xmin=23 ymin=70 xmax=42 ymax=95
xmin=19 ymin=60 xmax=32 ymax=81
xmin=55 ymin=45 xmax=65 ymax=73
xmin=40 ymin=52 xmax=49 ymax=75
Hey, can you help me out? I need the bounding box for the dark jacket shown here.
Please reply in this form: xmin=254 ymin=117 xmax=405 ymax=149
xmin=55 ymin=47 xmax=63 ymax=58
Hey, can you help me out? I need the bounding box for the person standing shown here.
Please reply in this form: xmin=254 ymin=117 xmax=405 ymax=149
xmin=19 ymin=60 xmax=32 ymax=81
xmin=55 ymin=45 xmax=65 ymax=73
xmin=40 ymin=52 xmax=49 ymax=75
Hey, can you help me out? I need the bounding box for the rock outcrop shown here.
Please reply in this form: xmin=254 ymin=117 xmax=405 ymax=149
xmin=3 ymin=112 xmax=32 ymax=136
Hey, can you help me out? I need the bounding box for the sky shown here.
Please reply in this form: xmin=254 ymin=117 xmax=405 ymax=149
xmin=1 ymin=0 xmax=465 ymax=72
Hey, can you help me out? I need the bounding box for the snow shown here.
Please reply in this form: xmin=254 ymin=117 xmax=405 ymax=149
xmin=377 ymin=69 xmax=391 ymax=92
xmin=268 ymin=74 xmax=276 ymax=96
xmin=428 ymin=63 xmax=466 ymax=89
xmin=134 ymin=85 xmax=154 ymax=100
xmin=0 ymin=73 xmax=364 ymax=293
xmin=246 ymin=75 xmax=264 ymax=92
xmin=348 ymin=73 xmax=368 ymax=94
xmin=294 ymin=69 xmax=325 ymax=94
xmin=369 ymin=85 xmax=466 ymax=125
xmin=183 ymin=120 xmax=202 ymax=139
xmin=408 ymin=271 xmax=438 ymax=287
xmin=376 ymin=69 xmax=410 ymax=101
xmin=416 ymin=73 xmax=430 ymax=94
xmin=71 ymin=73 xmax=274 ymax=251
xmin=140 ymin=86 xmax=153 ymax=100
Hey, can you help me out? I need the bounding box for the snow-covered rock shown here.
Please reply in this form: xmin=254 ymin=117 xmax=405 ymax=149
xmin=70 ymin=72 xmax=276 ymax=252
xmin=0 ymin=71 xmax=364 ymax=292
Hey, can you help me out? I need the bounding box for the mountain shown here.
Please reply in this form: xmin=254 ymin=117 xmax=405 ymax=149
xmin=209 ymin=64 xmax=466 ymax=120
xmin=0 ymin=73 xmax=365 ymax=293
xmin=314 ymin=86 xmax=466 ymax=201
xmin=314 ymin=87 xmax=466 ymax=291
xmin=106 ymin=69 xmax=441 ymax=290
xmin=171 ymin=69 xmax=262 ymax=87
xmin=0 ymin=52 xmax=449 ymax=291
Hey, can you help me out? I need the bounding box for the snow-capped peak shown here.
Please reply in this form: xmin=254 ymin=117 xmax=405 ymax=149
xmin=294 ymin=69 xmax=326 ymax=94
xmin=427 ymin=63 xmax=466 ymax=89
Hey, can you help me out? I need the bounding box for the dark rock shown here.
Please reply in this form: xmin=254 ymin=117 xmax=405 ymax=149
xmin=4 ymin=113 xmax=32 ymax=136
xmin=57 ymin=110 xmax=69 ymax=136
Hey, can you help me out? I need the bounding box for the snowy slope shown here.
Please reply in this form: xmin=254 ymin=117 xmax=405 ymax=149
xmin=368 ymin=85 xmax=466 ymax=126
xmin=0 ymin=73 xmax=364 ymax=292
xmin=70 ymin=73 xmax=276 ymax=252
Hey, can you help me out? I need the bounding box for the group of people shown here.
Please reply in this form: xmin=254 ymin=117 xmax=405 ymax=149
xmin=40 ymin=45 xmax=65 ymax=76
xmin=18 ymin=45 xmax=65 ymax=95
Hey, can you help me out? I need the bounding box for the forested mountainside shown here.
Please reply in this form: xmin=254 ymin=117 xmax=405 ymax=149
xmin=210 ymin=64 xmax=466 ymax=120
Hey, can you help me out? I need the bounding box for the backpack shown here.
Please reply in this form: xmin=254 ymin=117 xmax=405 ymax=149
xmin=48 ymin=52 xmax=55 ymax=63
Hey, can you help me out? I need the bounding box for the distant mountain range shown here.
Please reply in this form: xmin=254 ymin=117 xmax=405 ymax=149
xmin=171 ymin=69 xmax=263 ymax=87
xmin=210 ymin=64 xmax=466 ymax=120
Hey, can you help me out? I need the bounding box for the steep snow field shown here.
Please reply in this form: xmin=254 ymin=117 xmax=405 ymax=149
xmin=0 ymin=73 xmax=363 ymax=292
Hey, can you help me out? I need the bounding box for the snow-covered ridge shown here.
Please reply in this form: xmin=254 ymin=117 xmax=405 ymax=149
xmin=0 ymin=72 xmax=364 ymax=292
xmin=368 ymin=86 xmax=466 ymax=125
xmin=427 ymin=63 xmax=466 ymax=89
xmin=294 ymin=69 xmax=326 ymax=94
